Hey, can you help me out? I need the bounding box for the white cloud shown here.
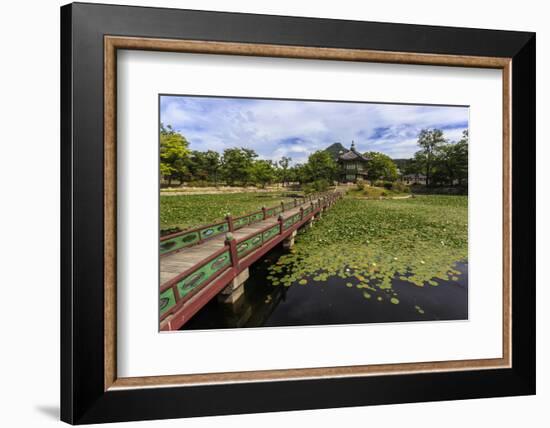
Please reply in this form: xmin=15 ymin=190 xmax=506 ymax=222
xmin=160 ymin=96 xmax=468 ymax=161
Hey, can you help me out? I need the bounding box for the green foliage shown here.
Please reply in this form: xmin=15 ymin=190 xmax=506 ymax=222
xmin=160 ymin=192 xmax=293 ymax=231
xmin=221 ymin=147 xmax=258 ymax=186
xmin=413 ymin=128 xmax=446 ymax=186
xmin=249 ymin=160 xmax=276 ymax=188
xmin=364 ymin=151 xmax=398 ymax=183
xmin=160 ymin=123 xmax=190 ymax=185
xmin=186 ymin=150 xmax=222 ymax=185
xmin=392 ymin=181 xmax=410 ymax=193
xmin=267 ymin=195 xmax=468 ymax=302
xmin=301 ymin=150 xmax=338 ymax=184
xmin=278 ymin=156 xmax=292 ymax=187
xmin=370 ymin=180 xmax=410 ymax=193
xmin=433 ymin=129 xmax=468 ymax=186
xmin=302 ymin=179 xmax=331 ymax=194
xmin=405 ymin=128 xmax=468 ymax=188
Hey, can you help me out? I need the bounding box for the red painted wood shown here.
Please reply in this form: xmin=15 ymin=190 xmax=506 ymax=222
xmin=161 ymin=208 xmax=325 ymax=330
xmin=159 ymin=192 xmax=343 ymax=330
xmin=226 ymin=215 xmax=234 ymax=232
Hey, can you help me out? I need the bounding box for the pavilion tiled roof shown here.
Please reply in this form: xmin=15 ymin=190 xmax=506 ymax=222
xmin=338 ymin=148 xmax=370 ymax=162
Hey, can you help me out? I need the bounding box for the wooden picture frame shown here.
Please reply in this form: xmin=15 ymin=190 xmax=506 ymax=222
xmin=61 ymin=2 xmax=535 ymax=424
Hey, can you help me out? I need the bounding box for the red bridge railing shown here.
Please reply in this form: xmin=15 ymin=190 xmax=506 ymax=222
xmin=160 ymin=191 xmax=334 ymax=257
xmin=159 ymin=191 xmax=343 ymax=326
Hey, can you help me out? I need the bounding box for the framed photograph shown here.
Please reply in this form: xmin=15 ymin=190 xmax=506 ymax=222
xmin=61 ymin=2 xmax=535 ymax=424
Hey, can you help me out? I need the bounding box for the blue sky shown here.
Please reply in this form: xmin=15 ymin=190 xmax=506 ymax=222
xmin=160 ymin=95 xmax=468 ymax=163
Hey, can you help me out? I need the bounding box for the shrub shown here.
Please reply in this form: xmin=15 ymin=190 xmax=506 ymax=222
xmin=372 ymin=179 xmax=394 ymax=189
xmin=301 ymin=183 xmax=314 ymax=194
xmin=392 ymin=181 xmax=410 ymax=193
xmin=356 ymin=179 xmax=366 ymax=191
xmin=312 ymin=179 xmax=330 ymax=192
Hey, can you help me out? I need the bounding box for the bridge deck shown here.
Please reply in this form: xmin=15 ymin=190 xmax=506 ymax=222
xmin=160 ymin=205 xmax=301 ymax=285
xmin=158 ymin=191 xmax=343 ymax=330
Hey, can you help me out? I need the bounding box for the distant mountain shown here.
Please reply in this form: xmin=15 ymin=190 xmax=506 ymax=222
xmin=324 ymin=142 xmax=348 ymax=161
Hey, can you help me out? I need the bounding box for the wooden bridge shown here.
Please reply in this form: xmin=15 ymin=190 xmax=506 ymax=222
xmin=159 ymin=191 xmax=344 ymax=331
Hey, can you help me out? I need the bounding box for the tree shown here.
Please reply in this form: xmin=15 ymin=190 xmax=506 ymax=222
xmin=185 ymin=150 xmax=222 ymax=185
xmin=414 ymin=128 xmax=446 ymax=186
xmin=289 ymin=163 xmax=306 ymax=185
xmin=221 ymin=147 xmax=258 ymax=185
xmin=202 ymin=150 xmax=222 ymax=186
xmin=454 ymin=130 xmax=469 ymax=186
xmin=249 ymin=160 xmax=276 ymax=188
xmin=187 ymin=151 xmax=208 ymax=181
xmin=278 ymin=156 xmax=292 ymax=187
xmin=364 ymin=151 xmax=398 ymax=183
xmin=303 ymin=150 xmax=338 ymax=183
xmin=160 ymin=123 xmax=190 ymax=186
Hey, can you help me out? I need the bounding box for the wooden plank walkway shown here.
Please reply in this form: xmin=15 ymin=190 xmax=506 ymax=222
xmin=160 ymin=205 xmax=302 ymax=285
xmin=158 ymin=191 xmax=343 ymax=330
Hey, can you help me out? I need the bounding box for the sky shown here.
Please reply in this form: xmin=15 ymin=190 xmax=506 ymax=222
xmin=160 ymin=95 xmax=469 ymax=164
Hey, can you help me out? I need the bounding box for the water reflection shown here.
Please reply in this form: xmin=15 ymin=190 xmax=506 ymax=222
xmin=181 ymin=245 xmax=468 ymax=330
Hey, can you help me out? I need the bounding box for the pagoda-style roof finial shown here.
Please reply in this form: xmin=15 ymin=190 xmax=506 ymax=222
xmin=350 ymin=140 xmax=356 ymax=150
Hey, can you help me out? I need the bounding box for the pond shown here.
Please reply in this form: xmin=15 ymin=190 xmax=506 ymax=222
xmin=180 ymin=244 xmax=468 ymax=330
xmin=179 ymin=195 xmax=468 ymax=330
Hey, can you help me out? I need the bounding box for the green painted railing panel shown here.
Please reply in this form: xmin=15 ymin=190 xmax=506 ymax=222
xmin=249 ymin=212 xmax=264 ymax=223
xmin=160 ymin=230 xmax=200 ymax=255
xmin=233 ymin=216 xmax=249 ymax=230
xmin=160 ymin=193 xmax=339 ymax=256
xmin=176 ymin=251 xmax=231 ymax=299
xmin=237 ymin=233 xmax=263 ymax=257
xmin=283 ymin=213 xmax=301 ymax=230
xmin=200 ymin=222 xmax=229 ymax=240
xmin=262 ymin=225 xmax=280 ymax=242
xmin=160 ymin=288 xmax=176 ymax=316
xmin=266 ymin=205 xmax=283 ymax=217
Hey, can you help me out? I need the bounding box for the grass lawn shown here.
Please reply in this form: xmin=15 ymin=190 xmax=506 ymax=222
xmin=160 ymin=191 xmax=295 ymax=232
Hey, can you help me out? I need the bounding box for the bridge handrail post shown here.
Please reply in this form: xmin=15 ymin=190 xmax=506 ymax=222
xmin=294 ymin=198 xmax=298 ymax=207
xmin=278 ymin=214 xmax=284 ymax=234
xmin=262 ymin=206 xmax=267 ymax=220
xmin=280 ymin=201 xmax=285 ymax=212
xmin=300 ymin=206 xmax=304 ymax=220
xmin=225 ymin=214 xmax=234 ymax=232
xmin=225 ymin=233 xmax=239 ymax=269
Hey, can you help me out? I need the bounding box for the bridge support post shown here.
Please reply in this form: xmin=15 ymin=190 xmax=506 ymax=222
xmin=283 ymin=230 xmax=297 ymax=249
xmin=218 ymin=268 xmax=249 ymax=304
xmin=301 ymin=219 xmax=313 ymax=231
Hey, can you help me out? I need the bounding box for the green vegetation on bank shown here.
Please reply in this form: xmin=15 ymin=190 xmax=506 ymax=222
xmin=161 ymin=123 xmax=468 ymax=191
xmin=346 ymin=186 xmax=409 ymax=199
xmin=160 ymin=192 xmax=295 ymax=231
xmin=160 ymin=123 xmax=339 ymax=189
xmin=402 ymin=129 xmax=468 ymax=187
xmin=267 ymin=195 xmax=468 ymax=299
xmin=347 ymin=179 xmax=411 ymax=198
